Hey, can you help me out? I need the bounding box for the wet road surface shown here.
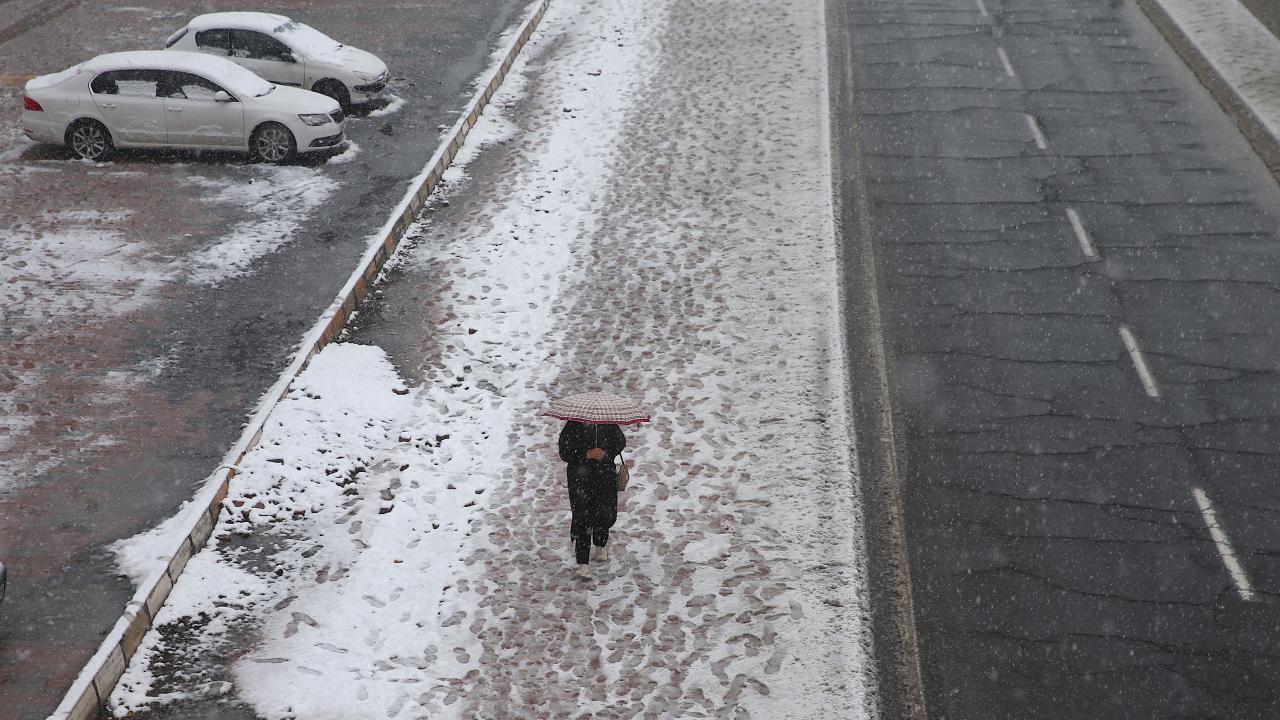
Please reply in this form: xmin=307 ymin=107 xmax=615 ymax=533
xmin=832 ymin=0 xmax=1280 ymax=716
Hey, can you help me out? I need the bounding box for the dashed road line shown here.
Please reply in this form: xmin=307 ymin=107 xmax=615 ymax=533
xmin=1023 ymin=113 xmax=1048 ymax=149
xmin=996 ymin=47 xmax=1017 ymax=79
xmin=1118 ymin=324 xmax=1160 ymax=398
xmin=1065 ymin=208 xmax=1098 ymax=260
xmin=975 ymin=0 xmax=989 ymax=16
xmin=1192 ymin=487 xmax=1258 ymax=602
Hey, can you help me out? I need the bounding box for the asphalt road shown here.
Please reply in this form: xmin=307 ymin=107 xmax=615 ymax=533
xmin=0 ymin=2 xmax=527 ymax=718
xmin=832 ymin=0 xmax=1280 ymax=717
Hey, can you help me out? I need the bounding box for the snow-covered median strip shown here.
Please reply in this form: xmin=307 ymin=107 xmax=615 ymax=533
xmin=112 ymin=344 xmax=454 ymax=713
xmin=1152 ymin=0 xmax=1280 ymax=141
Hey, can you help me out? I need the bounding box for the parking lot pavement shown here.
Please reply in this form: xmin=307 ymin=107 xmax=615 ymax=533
xmin=0 ymin=1 xmax=528 ymax=718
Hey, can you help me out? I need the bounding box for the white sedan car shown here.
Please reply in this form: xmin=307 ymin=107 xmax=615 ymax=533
xmin=21 ymin=50 xmax=346 ymax=163
xmin=165 ymin=12 xmax=389 ymax=110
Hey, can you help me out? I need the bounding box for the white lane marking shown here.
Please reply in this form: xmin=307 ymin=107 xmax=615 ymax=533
xmin=975 ymin=0 xmax=989 ymax=15
xmin=1066 ymin=208 xmax=1098 ymax=260
xmin=1024 ymin=113 xmax=1048 ymax=150
xmin=997 ymin=47 xmax=1017 ymax=79
xmin=1118 ymin=324 xmax=1161 ymax=398
xmin=1192 ymin=487 xmax=1258 ymax=602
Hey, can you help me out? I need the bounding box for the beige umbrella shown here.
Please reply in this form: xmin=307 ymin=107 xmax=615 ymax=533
xmin=542 ymin=391 xmax=649 ymax=425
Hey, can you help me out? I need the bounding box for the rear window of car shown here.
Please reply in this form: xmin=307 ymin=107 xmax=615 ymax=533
xmin=164 ymin=27 xmax=188 ymax=48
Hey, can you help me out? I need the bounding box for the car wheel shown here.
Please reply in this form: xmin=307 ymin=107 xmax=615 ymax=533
xmin=66 ymin=119 xmax=113 ymax=161
xmin=313 ymin=80 xmax=351 ymax=112
xmin=251 ymin=122 xmax=296 ymax=164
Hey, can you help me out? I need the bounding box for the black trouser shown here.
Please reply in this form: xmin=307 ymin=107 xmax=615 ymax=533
xmin=567 ymin=463 xmax=617 ymax=565
xmin=571 ymin=525 xmax=610 ymax=565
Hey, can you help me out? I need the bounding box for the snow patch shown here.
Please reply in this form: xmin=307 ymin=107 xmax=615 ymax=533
xmin=183 ymin=166 xmax=337 ymax=285
xmin=364 ymin=94 xmax=406 ymax=118
xmin=108 ymin=499 xmax=208 ymax=587
xmin=324 ymin=140 xmax=360 ymax=165
xmin=0 ymin=207 xmax=173 ymax=319
xmin=110 ymin=551 xmax=274 ymax=715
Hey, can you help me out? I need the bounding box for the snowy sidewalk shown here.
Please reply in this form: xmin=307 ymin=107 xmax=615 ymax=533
xmin=109 ymin=0 xmax=872 ymax=718
xmin=1151 ymin=0 xmax=1280 ymax=144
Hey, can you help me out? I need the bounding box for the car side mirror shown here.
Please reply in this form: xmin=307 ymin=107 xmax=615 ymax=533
xmin=213 ymin=90 xmax=233 ymax=102
xmin=280 ymin=51 xmax=297 ymax=64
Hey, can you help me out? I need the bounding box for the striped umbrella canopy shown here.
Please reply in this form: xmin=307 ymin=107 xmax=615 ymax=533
xmin=542 ymin=391 xmax=650 ymax=425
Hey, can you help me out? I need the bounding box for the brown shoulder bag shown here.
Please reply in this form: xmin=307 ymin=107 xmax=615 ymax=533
xmin=616 ymin=451 xmax=631 ymax=491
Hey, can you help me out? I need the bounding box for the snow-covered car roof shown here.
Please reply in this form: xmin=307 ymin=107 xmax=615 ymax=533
xmin=185 ymin=11 xmax=293 ymax=34
xmin=183 ymin=12 xmax=345 ymax=58
xmin=80 ymin=50 xmax=275 ymax=97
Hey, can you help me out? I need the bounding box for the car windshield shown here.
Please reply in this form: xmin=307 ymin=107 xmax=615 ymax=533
xmin=273 ymin=21 xmax=342 ymax=57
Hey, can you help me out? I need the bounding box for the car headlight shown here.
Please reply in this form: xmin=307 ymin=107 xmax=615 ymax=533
xmin=298 ymin=113 xmax=331 ymax=126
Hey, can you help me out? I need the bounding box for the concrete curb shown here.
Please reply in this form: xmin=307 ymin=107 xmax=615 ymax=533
xmin=46 ymin=1 xmax=551 ymax=717
xmin=1135 ymin=0 xmax=1280 ymax=177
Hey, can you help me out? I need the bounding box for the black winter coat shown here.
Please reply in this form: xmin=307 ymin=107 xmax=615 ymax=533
xmin=559 ymin=421 xmax=626 ymax=473
xmin=558 ymin=421 xmax=626 ymax=530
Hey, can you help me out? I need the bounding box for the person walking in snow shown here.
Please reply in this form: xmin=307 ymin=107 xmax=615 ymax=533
xmin=559 ymin=420 xmax=626 ymax=579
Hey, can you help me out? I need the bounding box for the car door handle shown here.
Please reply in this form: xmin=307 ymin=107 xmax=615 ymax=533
xmin=166 ymin=106 xmax=183 ymax=112
xmin=100 ymin=102 xmax=117 ymax=108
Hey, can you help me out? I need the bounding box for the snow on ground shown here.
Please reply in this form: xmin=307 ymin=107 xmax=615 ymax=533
xmin=0 ymin=124 xmax=34 ymax=163
xmin=182 ymin=166 xmax=338 ymax=285
xmin=365 ymin=94 xmax=407 ymax=119
xmin=0 ymin=207 xmax=170 ymax=319
xmin=110 ymin=0 xmax=871 ymax=717
xmin=109 ymin=498 xmax=212 ymax=586
xmin=0 ymin=154 xmax=336 ymax=492
xmin=325 ymin=140 xmax=362 ymax=165
xmin=1156 ymin=0 xmax=1280 ymax=139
